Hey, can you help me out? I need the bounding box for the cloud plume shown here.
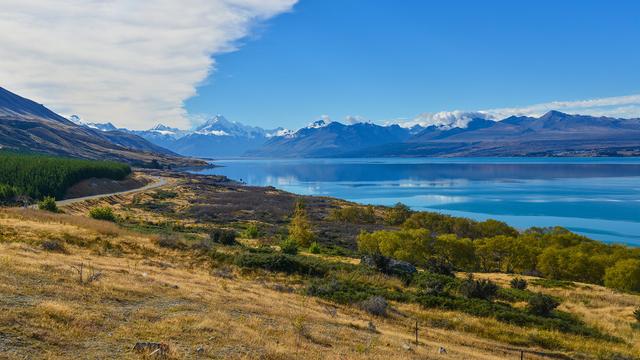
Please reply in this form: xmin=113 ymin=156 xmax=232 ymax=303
xmin=0 ymin=0 xmax=296 ymax=129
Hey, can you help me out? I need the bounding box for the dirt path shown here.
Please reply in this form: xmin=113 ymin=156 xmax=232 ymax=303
xmin=56 ymin=176 xmax=168 ymax=207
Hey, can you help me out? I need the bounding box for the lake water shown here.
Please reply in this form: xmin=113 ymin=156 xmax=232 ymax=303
xmin=191 ymin=158 xmax=640 ymax=246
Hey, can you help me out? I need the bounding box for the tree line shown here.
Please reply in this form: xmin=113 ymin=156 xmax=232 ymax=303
xmin=357 ymin=208 xmax=640 ymax=292
xmin=0 ymin=151 xmax=131 ymax=202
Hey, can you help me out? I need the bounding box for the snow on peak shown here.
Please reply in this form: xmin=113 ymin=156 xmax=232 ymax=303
xmin=307 ymin=119 xmax=330 ymax=129
xmin=394 ymin=111 xmax=493 ymax=129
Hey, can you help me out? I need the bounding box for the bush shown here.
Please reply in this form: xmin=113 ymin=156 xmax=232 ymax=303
xmin=209 ymin=228 xmax=237 ymax=245
xmin=510 ymin=277 xmax=528 ymax=290
xmin=384 ymin=203 xmax=412 ymax=226
xmin=424 ymin=257 xmax=455 ymax=276
xmin=604 ymin=259 xmax=640 ymax=292
xmin=308 ymin=242 xmax=321 ymax=254
xmin=41 ymin=240 xmax=67 ymax=253
xmin=459 ymin=275 xmax=498 ymax=300
xmin=359 ymin=296 xmax=388 ymax=317
xmin=38 ymin=196 xmax=59 ymax=212
xmin=156 ymin=233 xmax=186 ymax=250
xmin=280 ymin=238 xmax=299 ymax=255
xmin=243 ymin=224 xmax=260 ymax=239
xmin=330 ymin=205 xmax=377 ymax=224
xmin=89 ymin=206 xmax=117 ymax=222
xmin=527 ymin=293 xmax=560 ymax=317
xmin=412 ymin=272 xmax=456 ymax=296
xmin=234 ymin=253 xmax=328 ymax=277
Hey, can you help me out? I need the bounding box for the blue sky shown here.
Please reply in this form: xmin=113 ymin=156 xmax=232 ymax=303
xmin=1 ymin=0 xmax=639 ymax=129
xmin=185 ymin=0 xmax=640 ymax=129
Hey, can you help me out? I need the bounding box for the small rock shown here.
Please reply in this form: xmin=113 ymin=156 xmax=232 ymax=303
xmin=438 ymin=346 xmax=447 ymax=354
xmin=367 ymin=321 xmax=377 ymax=332
xmin=402 ymin=343 xmax=413 ymax=352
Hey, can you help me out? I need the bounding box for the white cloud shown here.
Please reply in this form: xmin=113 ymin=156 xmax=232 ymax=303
xmin=343 ymin=115 xmax=370 ymax=125
xmin=0 ymin=0 xmax=296 ymax=129
xmin=484 ymin=94 xmax=640 ymax=120
xmin=391 ymin=94 xmax=640 ymax=129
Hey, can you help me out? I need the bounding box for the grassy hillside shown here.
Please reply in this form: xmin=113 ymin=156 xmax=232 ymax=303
xmin=0 ymin=171 xmax=636 ymax=359
xmin=0 ymin=151 xmax=131 ymax=201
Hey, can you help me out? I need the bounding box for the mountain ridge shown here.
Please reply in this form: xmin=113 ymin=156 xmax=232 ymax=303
xmin=0 ymin=86 xmax=203 ymax=167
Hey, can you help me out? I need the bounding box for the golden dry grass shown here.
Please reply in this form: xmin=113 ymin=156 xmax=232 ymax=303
xmin=0 ymin=206 xmax=639 ymax=359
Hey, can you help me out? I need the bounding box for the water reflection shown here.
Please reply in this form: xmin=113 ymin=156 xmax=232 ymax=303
xmin=191 ymin=158 xmax=640 ymax=245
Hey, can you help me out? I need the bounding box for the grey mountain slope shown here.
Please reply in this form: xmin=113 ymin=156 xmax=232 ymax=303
xmin=246 ymin=121 xmax=413 ymax=157
xmin=344 ymin=111 xmax=640 ymax=157
xmin=0 ymin=86 xmax=200 ymax=166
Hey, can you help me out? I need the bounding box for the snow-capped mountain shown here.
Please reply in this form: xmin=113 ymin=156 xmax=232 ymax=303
xmin=87 ymin=115 xmax=292 ymax=158
xmin=246 ymin=121 xmax=416 ymax=157
xmin=69 ymin=115 xmax=118 ymax=132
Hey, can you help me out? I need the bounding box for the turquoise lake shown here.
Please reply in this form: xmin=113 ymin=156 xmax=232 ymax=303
xmin=191 ymin=158 xmax=640 ymax=245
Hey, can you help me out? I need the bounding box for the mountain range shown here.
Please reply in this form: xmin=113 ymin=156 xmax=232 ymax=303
xmin=86 ymin=111 xmax=640 ymax=158
xmin=0 ymin=87 xmax=202 ymax=167
xmin=126 ymin=116 xmax=287 ymax=158
xmin=4 ymin=85 xmax=640 ymax=160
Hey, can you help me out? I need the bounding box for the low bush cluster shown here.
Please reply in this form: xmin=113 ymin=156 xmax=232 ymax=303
xmin=209 ymin=228 xmax=237 ymax=245
xmin=279 ymin=238 xmax=299 ymax=255
xmin=233 ymin=252 xmax=329 ymax=277
xmin=243 ymin=224 xmax=260 ymax=239
xmin=527 ymin=293 xmax=560 ymax=317
xmin=458 ymin=275 xmax=499 ymax=300
xmin=38 ymin=196 xmax=59 ymax=212
xmin=510 ymin=277 xmax=528 ymax=290
xmin=329 ymin=205 xmax=377 ymax=224
xmin=89 ymin=206 xmax=117 ymax=222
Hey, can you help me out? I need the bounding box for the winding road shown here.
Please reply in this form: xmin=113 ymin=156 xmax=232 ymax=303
xmin=56 ymin=176 xmax=168 ymax=207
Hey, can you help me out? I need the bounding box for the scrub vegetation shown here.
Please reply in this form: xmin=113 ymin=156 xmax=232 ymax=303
xmin=1 ymin=170 xmax=639 ymax=359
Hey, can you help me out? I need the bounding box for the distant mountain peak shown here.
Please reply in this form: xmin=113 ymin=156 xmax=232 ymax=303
xmin=307 ymin=119 xmax=330 ymax=129
xmin=541 ymin=110 xmax=569 ymax=119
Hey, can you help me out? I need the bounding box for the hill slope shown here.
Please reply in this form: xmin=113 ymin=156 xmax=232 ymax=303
xmin=0 ymin=87 xmax=203 ymax=167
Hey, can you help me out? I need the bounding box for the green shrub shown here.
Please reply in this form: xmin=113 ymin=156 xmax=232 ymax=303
xmin=209 ymin=228 xmax=237 ymax=245
xmin=510 ymin=277 xmax=528 ymax=290
xmin=384 ymin=203 xmax=412 ymax=225
xmin=280 ymin=238 xmax=299 ymax=255
xmin=38 ymin=196 xmax=59 ymax=212
xmin=234 ymin=253 xmax=328 ymax=276
xmin=89 ymin=206 xmax=117 ymax=222
xmin=604 ymin=259 xmax=640 ymax=292
xmin=308 ymin=242 xmax=321 ymax=254
xmin=527 ymin=293 xmax=560 ymax=317
xmin=329 ymin=205 xmax=377 ymax=224
xmin=496 ymin=287 xmax=533 ymax=302
xmin=412 ymin=271 xmax=456 ymax=296
xmin=458 ymin=275 xmax=498 ymax=300
xmin=243 ymin=223 xmax=260 ymax=239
